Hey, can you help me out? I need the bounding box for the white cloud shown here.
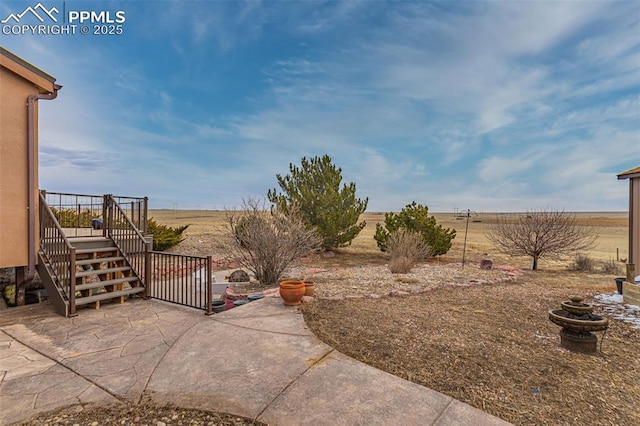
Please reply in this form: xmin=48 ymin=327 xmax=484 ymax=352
xmin=3 ymin=1 xmax=637 ymax=212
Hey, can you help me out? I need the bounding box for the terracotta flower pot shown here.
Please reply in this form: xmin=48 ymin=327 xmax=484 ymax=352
xmin=303 ymin=280 xmax=315 ymax=297
xmin=279 ymin=280 xmax=305 ymax=306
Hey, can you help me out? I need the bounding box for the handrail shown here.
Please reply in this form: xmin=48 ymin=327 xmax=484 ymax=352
xmin=110 ymin=198 xmax=147 ymax=240
xmin=39 ymin=191 xmax=77 ymax=314
xmin=39 ymin=192 xmax=74 ymax=250
xmin=42 ymin=191 xmax=147 ymax=235
xmin=44 ymin=191 xmax=147 ymax=201
xmin=108 ymin=196 xmax=151 ymax=293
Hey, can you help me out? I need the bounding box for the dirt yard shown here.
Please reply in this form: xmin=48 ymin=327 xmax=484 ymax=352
xmin=302 ymin=268 xmax=640 ymax=426
xmin=18 ymin=211 xmax=637 ymax=425
xmin=148 ymin=210 xmax=639 ymax=425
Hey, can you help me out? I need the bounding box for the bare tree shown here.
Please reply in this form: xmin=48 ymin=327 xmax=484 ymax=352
xmin=220 ymin=199 xmax=322 ymax=285
xmin=486 ymin=210 xmax=597 ymax=270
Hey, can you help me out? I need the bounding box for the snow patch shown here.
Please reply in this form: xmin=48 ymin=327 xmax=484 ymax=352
xmin=592 ymin=293 xmax=640 ymax=329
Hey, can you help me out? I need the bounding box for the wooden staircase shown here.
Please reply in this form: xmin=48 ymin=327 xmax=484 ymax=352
xmin=72 ymin=237 xmax=145 ymax=308
xmin=37 ymin=236 xmax=146 ymax=316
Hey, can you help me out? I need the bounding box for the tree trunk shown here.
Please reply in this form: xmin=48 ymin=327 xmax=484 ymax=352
xmin=532 ymin=257 xmax=538 ymax=271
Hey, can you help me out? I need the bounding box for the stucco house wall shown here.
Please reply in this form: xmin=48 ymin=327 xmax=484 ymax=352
xmin=0 ymin=48 xmax=57 ymax=269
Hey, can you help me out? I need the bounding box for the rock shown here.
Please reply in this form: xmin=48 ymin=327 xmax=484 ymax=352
xmin=322 ymin=251 xmax=336 ymax=258
xmin=222 ymin=287 xmax=241 ymax=301
xmin=228 ymin=270 xmax=250 ymax=282
xmin=262 ymin=288 xmax=279 ymax=296
xmin=0 ymin=267 xmax=15 ymax=283
xmin=304 ymin=267 xmax=327 ymax=275
xmin=322 ymin=294 xmax=344 ymax=301
xmin=480 ymin=256 xmax=493 ymax=270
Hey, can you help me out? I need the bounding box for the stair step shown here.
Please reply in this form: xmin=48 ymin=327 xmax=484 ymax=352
xmin=68 ymin=236 xmax=110 ymax=244
xmin=76 ymin=246 xmax=117 ymax=255
xmin=75 ymin=276 xmax=139 ymax=291
xmin=76 ymin=256 xmax=124 ymax=266
xmin=75 ymin=287 xmax=145 ymax=306
xmin=76 ymin=266 xmax=131 ymax=278
xmin=69 ymin=237 xmax=115 ymax=251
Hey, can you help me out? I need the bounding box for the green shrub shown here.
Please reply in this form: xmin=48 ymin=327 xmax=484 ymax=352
xmin=374 ymin=202 xmax=456 ymax=256
xmin=3 ymin=284 xmax=16 ymax=306
xmin=50 ymin=208 xmax=98 ymax=228
xmin=147 ymin=218 xmax=189 ymax=251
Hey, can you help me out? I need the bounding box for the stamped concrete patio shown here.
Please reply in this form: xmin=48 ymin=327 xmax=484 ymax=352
xmin=0 ymin=297 xmax=511 ymax=425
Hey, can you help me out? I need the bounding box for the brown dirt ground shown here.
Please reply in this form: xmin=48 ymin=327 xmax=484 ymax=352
xmin=15 ymin=401 xmax=262 ymax=426
xmin=302 ymin=268 xmax=640 ymax=426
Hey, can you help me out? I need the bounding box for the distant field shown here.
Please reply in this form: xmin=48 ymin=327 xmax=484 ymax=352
xmin=149 ymin=210 xmax=629 ymax=269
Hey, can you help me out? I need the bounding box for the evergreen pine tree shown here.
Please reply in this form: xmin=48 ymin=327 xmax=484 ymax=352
xmin=267 ymin=155 xmax=368 ymax=250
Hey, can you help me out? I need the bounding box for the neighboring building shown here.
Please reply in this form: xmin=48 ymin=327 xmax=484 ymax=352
xmin=618 ymin=166 xmax=640 ymax=305
xmin=618 ymin=166 xmax=640 ymax=271
xmin=0 ymin=47 xmax=61 ymax=302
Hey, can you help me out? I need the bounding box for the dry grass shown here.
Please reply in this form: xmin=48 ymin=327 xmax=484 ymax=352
xmin=151 ymin=210 xmax=629 ymax=270
xmin=302 ymin=271 xmax=640 ymax=425
xmin=150 ymin=210 xmax=637 ymax=425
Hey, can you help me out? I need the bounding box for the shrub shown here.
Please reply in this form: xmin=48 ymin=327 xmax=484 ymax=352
xmin=3 ymin=284 xmax=16 ymax=306
xmin=386 ymin=229 xmax=433 ymax=274
xmin=601 ymin=258 xmax=621 ymax=275
xmin=51 ymin=208 xmax=98 ymax=228
xmin=267 ymin=155 xmax=368 ymax=250
xmin=147 ymin=218 xmax=189 ymax=251
xmin=221 ymin=199 xmax=322 ymax=286
xmin=571 ymin=254 xmax=594 ymax=272
xmin=389 ymin=257 xmax=414 ymax=274
xmin=375 ymin=202 xmax=455 ymax=256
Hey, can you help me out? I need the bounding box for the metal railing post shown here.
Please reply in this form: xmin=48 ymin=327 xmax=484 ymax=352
xmin=205 ymin=256 xmax=213 ymax=315
xmin=144 ymin=242 xmax=151 ymax=299
xmin=143 ymin=197 xmax=148 ymax=233
xmin=106 ymin=194 xmax=113 ymax=236
xmin=102 ymin=194 xmax=108 ymax=237
xmin=69 ymin=247 xmax=77 ymax=317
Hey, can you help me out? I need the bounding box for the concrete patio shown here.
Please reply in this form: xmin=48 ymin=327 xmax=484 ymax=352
xmin=0 ymin=297 xmax=511 ymax=425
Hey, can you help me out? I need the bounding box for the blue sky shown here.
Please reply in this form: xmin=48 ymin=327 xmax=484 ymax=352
xmin=2 ymin=0 xmax=639 ymax=211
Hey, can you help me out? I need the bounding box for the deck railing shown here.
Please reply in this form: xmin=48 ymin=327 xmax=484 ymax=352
xmin=39 ymin=191 xmax=77 ymax=314
xmin=107 ymin=197 xmax=151 ymax=292
xmin=113 ymin=195 xmax=148 ymax=233
xmin=148 ymin=252 xmax=213 ymax=314
xmin=39 ymin=190 xmax=212 ymax=315
xmin=42 ymin=191 xmax=148 ymax=236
